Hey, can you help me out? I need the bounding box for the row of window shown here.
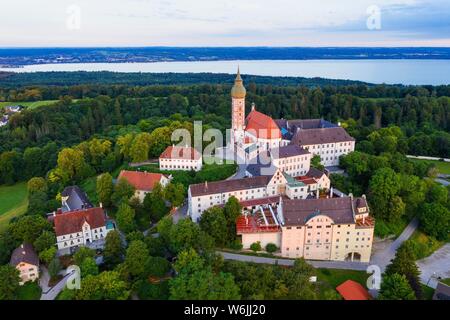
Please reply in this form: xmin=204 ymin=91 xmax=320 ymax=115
xmin=309 ymin=142 xmax=352 ymax=149
xmin=285 ymin=244 xmax=370 ymax=251
xmin=161 ymin=158 xmax=200 ymax=163
xmin=161 ymin=164 xmax=201 ymax=170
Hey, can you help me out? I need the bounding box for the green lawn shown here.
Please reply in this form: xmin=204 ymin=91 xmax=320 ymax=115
xmin=421 ymin=284 xmax=435 ymax=300
xmin=406 ymin=230 xmax=446 ymax=260
xmin=125 ymin=160 xmax=238 ymax=190
xmin=441 ymin=278 xmax=450 ymax=286
xmin=17 ymin=281 xmax=42 ymax=300
xmin=80 ymin=176 xmax=98 ymax=206
xmin=374 ymin=217 xmax=409 ymax=238
xmin=316 ymin=268 xmax=369 ymax=289
xmin=0 ymin=100 xmax=59 ymax=110
xmin=409 ymin=158 xmax=450 ymax=175
xmin=0 ymin=182 xmax=28 ymax=231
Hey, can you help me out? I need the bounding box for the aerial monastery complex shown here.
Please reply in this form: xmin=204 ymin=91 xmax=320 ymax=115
xmin=187 ymin=69 xmax=374 ymax=263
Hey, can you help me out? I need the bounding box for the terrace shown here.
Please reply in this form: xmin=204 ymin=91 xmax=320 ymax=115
xmin=236 ymin=206 xmax=281 ymax=234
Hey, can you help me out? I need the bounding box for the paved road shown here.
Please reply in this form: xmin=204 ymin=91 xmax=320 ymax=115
xmin=219 ymin=251 xmax=368 ymax=270
xmin=417 ymin=244 xmax=450 ymax=289
xmin=219 ymin=218 xmax=419 ymax=273
xmin=370 ymin=218 xmax=419 ymax=271
xmin=40 ymin=270 xmax=75 ymax=300
xmin=39 ymin=266 xmax=51 ymax=293
xmin=435 ymin=178 xmax=450 ymax=187
xmin=227 ymin=163 xmax=247 ymax=180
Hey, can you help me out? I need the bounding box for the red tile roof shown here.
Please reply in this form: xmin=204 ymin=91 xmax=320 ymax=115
xmin=245 ymin=110 xmax=281 ymax=140
xmin=159 ymin=146 xmax=202 ymax=160
xmin=336 ymin=280 xmax=371 ymax=300
xmin=54 ymin=207 xmax=106 ymax=236
xmin=118 ymin=170 xmax=165 ymax=192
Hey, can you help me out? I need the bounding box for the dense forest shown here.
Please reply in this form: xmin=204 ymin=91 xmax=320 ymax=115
xmin=0 ymin=76 xmax=449 ymax=187
xmin=0 ymin=73 xmax=448 ymax=301
xmin=0 ymin=71 xmax=367 ymax=87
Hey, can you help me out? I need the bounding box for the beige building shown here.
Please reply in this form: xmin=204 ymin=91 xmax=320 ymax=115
xmin=118 ymin=170 xmax=172 ymax=202
xmin=159 ymin=145 xmax=203 ymax=172
xmin=237 ymin=195 xmax=375 ymax=263
xmin=10 ymin=243 xmax=40 ymax=285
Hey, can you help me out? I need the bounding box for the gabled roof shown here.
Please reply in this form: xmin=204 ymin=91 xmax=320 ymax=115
xmin=160 ymin=146 xmax=202 ymax=160
xmin=336 ymin=280 xmax=371 ymax=300
xmin=118 ymin=170 xmax=167 ymax=192
xmin=10 ymin=243 xmax=39 ymax=267
xmin=245 ymin=110 xmax=281 ymax=140
xmin=291 ymin=127 xmax=355 ymax=146
xmin=61 ymin=186 xmax=93 ymax=213
xmin=189 ymin=176 xmax=272 ymax=197
xmin=270 ymin=144 xmax=310 ymax=160
xmin=433 ymin=282 xmax=450 ymax=300
xmin=281 ymin=197 xmax=363 ymax=226
xmin=306 ymin=167 xmax=327 ymax=179
xmin=54 ymin=207 xmax=106 ymax=236
xmin=246 ymin=151 xmax=277 ymax=177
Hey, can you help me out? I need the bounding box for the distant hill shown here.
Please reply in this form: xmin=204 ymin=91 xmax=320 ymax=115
xmin=0 ymin=71 xmax=370 ymax=87
xmin=1 ymin=47 xmax=450 ymax=66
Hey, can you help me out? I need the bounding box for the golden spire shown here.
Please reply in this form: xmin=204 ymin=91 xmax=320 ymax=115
xmin=236 ymin=66 xmax=242 ymax=81
xmin=231 ymin=66 xmax=246 ymax=99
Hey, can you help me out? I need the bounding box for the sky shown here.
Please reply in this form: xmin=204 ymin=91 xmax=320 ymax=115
xmin=0 ymin=0 xmax=449 ymax=47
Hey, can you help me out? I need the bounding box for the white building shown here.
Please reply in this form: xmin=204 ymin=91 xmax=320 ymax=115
xmin=54 ymin=207 xmax=112 ymax=254
xmin=159 ymin=145 xmax=203 ymax=171
xmin=246 ymin=144 xmax=312 ymax=178
xmin=188 ymin=167 xmax=330 ymax=222
xmin=229 ymin=70 xmax=355 ymax=167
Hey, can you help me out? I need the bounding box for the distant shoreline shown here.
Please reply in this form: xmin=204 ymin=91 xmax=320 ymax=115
xmin=1 ymin=47 xmax=450 ymax=67
xmin=1 ymin=59 xmax=449 ymax=85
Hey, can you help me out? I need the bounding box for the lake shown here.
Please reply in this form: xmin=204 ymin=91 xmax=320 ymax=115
xmin=1 ymin=59 xmax=450 ymax=85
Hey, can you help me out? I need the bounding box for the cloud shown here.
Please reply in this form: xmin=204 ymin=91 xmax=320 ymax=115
xmin=0 ymin=0 xmax=448 ymax=46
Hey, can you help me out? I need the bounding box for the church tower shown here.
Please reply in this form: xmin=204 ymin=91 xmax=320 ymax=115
xmin=231 ymin=67 xmax=246 ymax=144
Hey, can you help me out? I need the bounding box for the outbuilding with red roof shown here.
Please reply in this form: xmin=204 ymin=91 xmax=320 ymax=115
xmin=336 ymin=280 xmax=372 ymax=300
xmin=118 ymin=170 xmax=172 ymax=202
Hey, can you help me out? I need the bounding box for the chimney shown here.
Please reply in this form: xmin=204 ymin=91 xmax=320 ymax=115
xmin=205 ymin=181 xmax=208 ymax=190
xmin=316 ymin=188 xmax=319 ymax=199
xmin=330 ymin=187 xmax=333 ymax=198
xmin=251 ymin=103 xmax=256 ymax=111
xmin=100 ymin=202 xmax=103 ymax=208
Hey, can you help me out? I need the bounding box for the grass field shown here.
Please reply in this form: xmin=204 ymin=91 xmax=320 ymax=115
xmin=316 ymin=268 xmax=369 ymax=289
xmin=409 ymin=158 xmax=450 ymax=175
xmin=0 ymin=100 xmax=59 ymax=110
xmin=0 ymin=182 xmax=28 ymax=231
xmin=407 ymin=230 xmax=446 ymax=260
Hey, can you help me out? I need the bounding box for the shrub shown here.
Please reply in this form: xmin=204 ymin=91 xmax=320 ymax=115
xmin=229 ymin=240 xmax=243 ymax=251
xmin=250 ymin=242 xmax=262 ymax=252
xmin=265 ymin=243 xmax=278 ymax=253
